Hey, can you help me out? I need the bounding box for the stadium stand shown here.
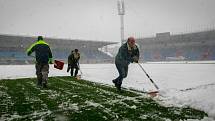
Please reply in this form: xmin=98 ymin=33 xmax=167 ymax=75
xmin=0 ymin=34 xmax=116 ymax=65
xmin=1 ymin=30 xmax=215 ymax=64
xmin=136 ymin=30 xmax=215 ymax=61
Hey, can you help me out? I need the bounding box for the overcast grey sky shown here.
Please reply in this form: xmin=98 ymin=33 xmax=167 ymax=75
xmin=0 ymin=0 xmax=215 ymax=42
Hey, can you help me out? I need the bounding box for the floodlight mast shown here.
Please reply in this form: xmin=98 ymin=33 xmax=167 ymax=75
xmin=117 ymin=0 xmax=125 ymax=45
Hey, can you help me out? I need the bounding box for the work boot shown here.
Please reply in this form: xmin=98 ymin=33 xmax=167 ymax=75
xmin=42 ymin=82 xmax=47 ymax=88
xmin=116 ymin=84 xmax=121 ymax=92
xmin=112 ymin=79 xmax=121 ymax=91
xmin=37 ymin=80 xmax=42 ymax=88
xmin=112 ymin=79 xmax=117 ymax=86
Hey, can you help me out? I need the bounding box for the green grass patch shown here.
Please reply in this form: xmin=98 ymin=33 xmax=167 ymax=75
xmin=0 ymin=76 xmax=207 ymax=121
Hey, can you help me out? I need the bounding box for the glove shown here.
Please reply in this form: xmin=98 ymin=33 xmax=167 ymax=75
xmin=132 ymin=56 xmax=139 ymax=63
xmin=48 ymin=58 xmax=53 ymax=64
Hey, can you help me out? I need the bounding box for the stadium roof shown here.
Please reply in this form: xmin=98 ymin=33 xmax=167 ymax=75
xmin=0 ymin=34 xmax=117 ymax=50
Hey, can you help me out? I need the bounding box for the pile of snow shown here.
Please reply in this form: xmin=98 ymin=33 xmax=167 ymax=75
xmin=98 ymin=43 xmax=120 ymax=57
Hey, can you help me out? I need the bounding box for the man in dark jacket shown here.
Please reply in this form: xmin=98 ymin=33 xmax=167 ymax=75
xmin=27 ymin=36 xmax=53 ymax=88
xmin=67 ymin=49 xmax=80 ymax=77
xmin=112 ymin=37 xmax=139 ymax=91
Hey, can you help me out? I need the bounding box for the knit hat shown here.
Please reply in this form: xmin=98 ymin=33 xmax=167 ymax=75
xmin=37 ymin=36 xmax=43 ymax=41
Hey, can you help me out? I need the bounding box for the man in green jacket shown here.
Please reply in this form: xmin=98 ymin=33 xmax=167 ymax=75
xmin=112 ymin=37 xmax=139 ymax=91
xmin=27 ymin=36 xmax=53 ymax=88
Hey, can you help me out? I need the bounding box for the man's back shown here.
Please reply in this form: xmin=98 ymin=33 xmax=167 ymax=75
xmin=27 ymin=40 xmax=52 ymax=64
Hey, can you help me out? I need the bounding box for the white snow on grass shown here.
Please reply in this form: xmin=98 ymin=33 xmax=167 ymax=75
xmin=0 ymin=61 xmax=215 ymax=120
xmin=58 ymin=102 xmax=79 ymax=111
xmin=85 ymin=100 xmax=101 ymax=108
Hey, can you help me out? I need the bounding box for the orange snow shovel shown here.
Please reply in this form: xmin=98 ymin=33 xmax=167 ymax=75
xmin=54 ymin=60 xmax=64 ymax=70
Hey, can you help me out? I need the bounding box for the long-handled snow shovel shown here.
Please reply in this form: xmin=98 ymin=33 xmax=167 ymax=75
xmin=76 ymin=62 xmax=83 ymax=80
xmin=137 ymin=63 xmax=159 ymax=97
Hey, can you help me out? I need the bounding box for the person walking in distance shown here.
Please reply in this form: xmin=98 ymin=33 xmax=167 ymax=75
xmin=112 ymin=37 xmax=139 ymax=91
xmin=27 ymin=36 xmax=53 ymax=88
xmin=67 ymin=50 xmax=74 ymax=73
xmin=67 ymin=49 xmax=80 ymax=77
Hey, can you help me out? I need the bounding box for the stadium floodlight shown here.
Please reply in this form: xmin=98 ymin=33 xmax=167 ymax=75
xmin=117 ymin=0 xmax=125 ymax=15
xmin=117 ymin=0 xmax=125 ymax=45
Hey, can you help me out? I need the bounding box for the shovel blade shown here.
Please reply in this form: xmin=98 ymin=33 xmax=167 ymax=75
xmin=147 ymin=91 xmax=159 ymax=97
xmin=76 ymin=75 xmax=81 ymax=80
